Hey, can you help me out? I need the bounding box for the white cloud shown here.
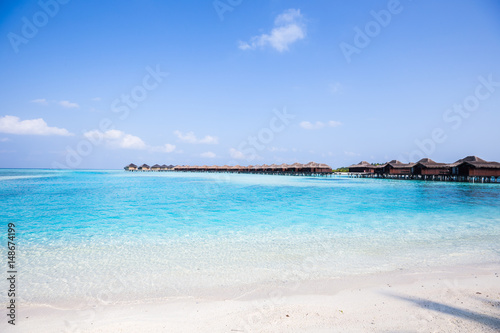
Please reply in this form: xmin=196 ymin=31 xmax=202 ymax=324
xmin=31 ymin=98 xmax=48 ymax=105
xmin=31 ymin=99 xmax=82 ymax=108
xmin=238 ymin=9 xmax=306 ymax=52
xmin=84 ymin=129 xmax=146 ymax=149
xmin=91 ymin=97 xmax=101 ymax=101
xmin=59 ymin=100 xmax=79 ymax=109
xmin=275 ymin=8 xmax=302 ymax=25
xmin=198 ymin=135 xmax=218 ymax=144
xmin=229 ymin=148 xmax=246 ymax=159
xmin=201 ymin=151 xmax=216 ymax=158
xmin=0 ymin=115 xmax=73 ymax=136
xmin=151 ymin=143 xmax=176 ymax=153
xmin=300 ymin=120 xmax=342 ymax=130
xmin=84 ymin=129 xmax=176 ymax=153
xmin=174 ymin=130 xmax=218 ymax=144
xmin=0 ymin=138 xmax=10 ymax=142
xmin=120 ymin=134 xmax=147 ymax=149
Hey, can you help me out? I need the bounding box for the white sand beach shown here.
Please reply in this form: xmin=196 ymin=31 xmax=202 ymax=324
xmin=5 ymin=263 xmax=499 ymax=333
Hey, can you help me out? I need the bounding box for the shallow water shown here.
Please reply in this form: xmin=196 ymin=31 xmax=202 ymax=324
xmin=0 ymin=169 xmax=499 ymax=305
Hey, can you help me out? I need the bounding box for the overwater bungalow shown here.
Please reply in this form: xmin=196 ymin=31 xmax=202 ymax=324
xmin=138 ymin=164 xmax=150 ymax=171
xmin=291 ymin=162 xmax=303 ymax=172
xmin=124 ymin=162 xmax=332 ymax=176
xmin=251 ymin=165 xmax=261 ymax=173
xmin=346 ymin=155 xmax=500 ymax=183
xmin=348 ymin=161 xmax=374 ymax=173
xmin=302 ymin=162 xmax=315 ymax=173
xmin=317 ymin=163 xmax=333 ymax=173
xmin=269 ymin=164 xmax=279 ymax=173
xmin=124 ymin=163 xmax=138 ymax=171
xmin=305 ymin=162 xmax=330 ymax=173
xmin=452 ymin=156 xmax=500 ymax=177
xmin=231 ymin=165 xmax=242 ymax=173
xmin=412 ymin=158 xmax=450 ymax=176
xmin=383 ymin=160 xmax=415 ymax=175
xmin=279 ymin=163 xmax=291 ymax=173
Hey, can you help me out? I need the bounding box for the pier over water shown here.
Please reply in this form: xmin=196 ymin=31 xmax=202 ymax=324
xmin=124 ymin=162 xmax=334 ymax=177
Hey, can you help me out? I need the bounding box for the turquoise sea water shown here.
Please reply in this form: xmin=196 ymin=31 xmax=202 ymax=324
xmin=1 ymin=169 xmax=499 ymax=305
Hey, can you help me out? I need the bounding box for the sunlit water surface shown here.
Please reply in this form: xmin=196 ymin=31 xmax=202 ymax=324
xmin=0 ymin=169 xmax=499 ymax=305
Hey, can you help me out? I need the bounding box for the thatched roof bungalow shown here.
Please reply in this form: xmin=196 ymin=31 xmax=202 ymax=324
xmin=290 ymin=162 xmax=304 ymax=172
xmin=268 ymin=164 xmax=279 ymax=172
xmin=138 ymin=164 xmax=150 ymax=171
xmin=302 ymin=161 xmax=316 ymax=173
xmin=238 ymin=165 xmax=250 ymax=172
xmin=260 ymin=164 xmax=270 ymax=172
xmin=452 ymin=156 xmax=500 ymax=177
xmin=251 ymin=165 xmax=262 ymax=173
xmin=317 ymin=163 xmax=332 ymax=173
xmin=279 ymin=163 xmax=292 ymax=173
xmin=125 ymin=163 xmax=137 ymax=171
xmin=348 ymin=161 xmax=374 ymax=173
xmin=151 ymin=164 xmax=161 ymax=171
xmin=300 ymin=162 xmax=332 ymax=174
xmin=383 ymin=160 xmax=415 ymax=175
xmin=231 ymin=165 xmax=242 ymax=172
xmin=412 ymin=158 xmax=451 ymax=176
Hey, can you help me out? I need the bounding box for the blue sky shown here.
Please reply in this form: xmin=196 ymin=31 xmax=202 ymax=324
xmin=1 ymin=0 xmax=499 ymax=169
